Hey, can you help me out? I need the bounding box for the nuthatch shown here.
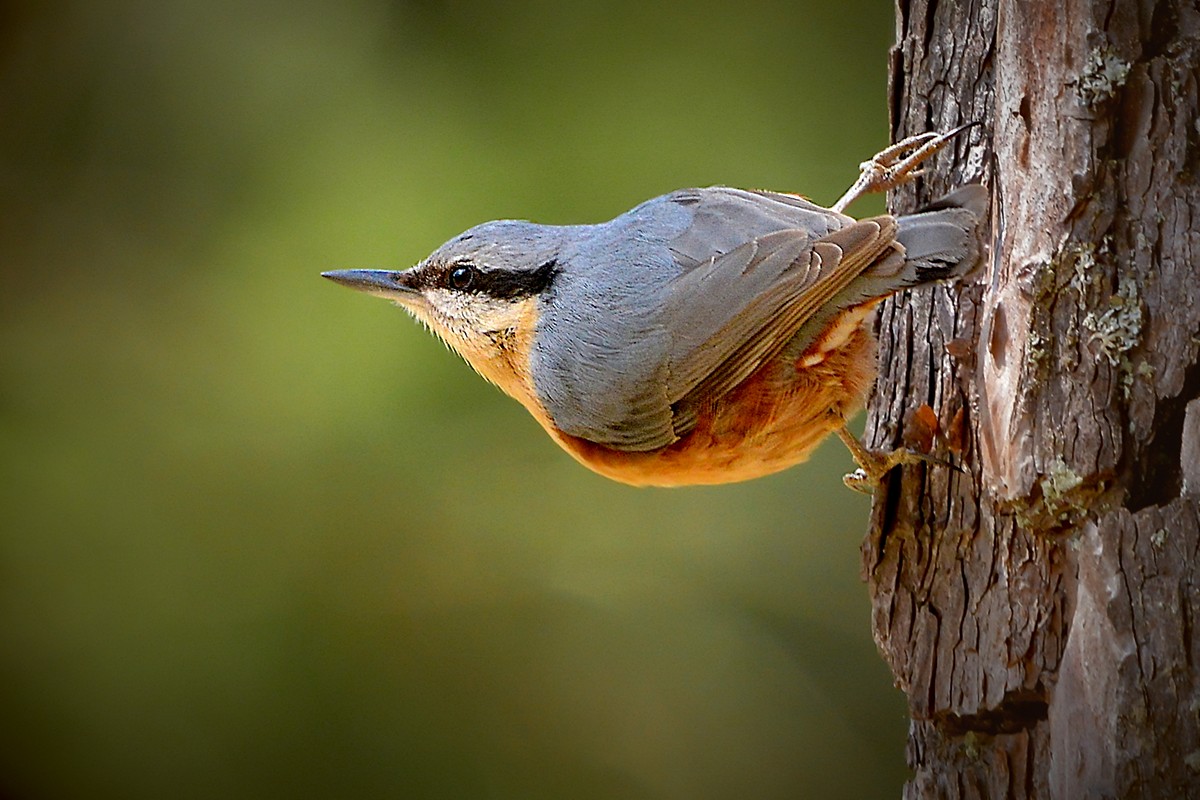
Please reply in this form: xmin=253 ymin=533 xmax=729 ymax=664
xmin=324 ymin=131 xmax=987 ymax=489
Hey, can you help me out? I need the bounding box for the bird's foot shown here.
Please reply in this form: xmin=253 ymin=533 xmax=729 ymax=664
xmin=831 ymin=123 xmax=978 ymax=213
xmin=834 ymin=423 xmax=942 ymax=494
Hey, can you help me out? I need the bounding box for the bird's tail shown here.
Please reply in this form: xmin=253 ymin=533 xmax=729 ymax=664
xmin=894 ymin=184 xmax=989 ymax=284
xmin=781 ymin=184 xmax=988 ymax=366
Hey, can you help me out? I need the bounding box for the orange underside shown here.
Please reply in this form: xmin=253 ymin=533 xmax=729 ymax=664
xmin=549 ymin=324 xmax=879 ymax=487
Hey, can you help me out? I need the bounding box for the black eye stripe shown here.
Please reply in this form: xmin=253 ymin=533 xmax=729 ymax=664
xmin=434 ymin=259 xmax=558 ymax=300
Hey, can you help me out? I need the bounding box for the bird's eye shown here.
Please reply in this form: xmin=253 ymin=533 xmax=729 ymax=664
xmin=447 ymin=265 xmax=476 ymax=291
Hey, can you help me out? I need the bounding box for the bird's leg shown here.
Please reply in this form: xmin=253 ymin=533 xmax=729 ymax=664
xmin=832 ymin=420 xmax=938 ymax=494
xmin=831 ymin=123 xmax=977 ymax=214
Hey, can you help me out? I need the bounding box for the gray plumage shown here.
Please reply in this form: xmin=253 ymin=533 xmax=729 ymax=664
xmin=527 ymin=185 xmax=986 ymax=451
xmin=381 ymin=184 xmax=987 ymax=454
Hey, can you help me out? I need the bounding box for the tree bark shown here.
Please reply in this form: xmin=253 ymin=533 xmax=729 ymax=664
xmin=865 ymin=1 xmax=1200 ymax=797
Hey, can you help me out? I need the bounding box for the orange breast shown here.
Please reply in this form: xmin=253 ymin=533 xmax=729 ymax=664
xmin=547 ymin=321 xmax=880 ymax=486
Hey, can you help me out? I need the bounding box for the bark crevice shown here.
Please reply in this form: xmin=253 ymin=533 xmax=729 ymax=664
xmin=1126 ymin=354 xmax=1200 ymax=511
xmin=932 ymin=686 xmax=1049 ymax=737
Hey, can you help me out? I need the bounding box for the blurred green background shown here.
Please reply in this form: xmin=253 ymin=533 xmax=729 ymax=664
xmin=0 ymin=1 xmax=906 ymax=797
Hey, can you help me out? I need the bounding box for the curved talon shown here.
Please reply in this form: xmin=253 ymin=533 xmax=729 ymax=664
xmin=832 ymin=123 xmax=978 ymax=213
xmin=833 ymin=422 xmax=950 ymax=494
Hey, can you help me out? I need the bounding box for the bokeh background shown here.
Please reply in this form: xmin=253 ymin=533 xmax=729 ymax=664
xmin=0 ymin=1 xmax=907 ymax=797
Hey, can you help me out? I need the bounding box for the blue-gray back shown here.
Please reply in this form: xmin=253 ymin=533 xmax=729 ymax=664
xmin=531 ymin=187 xmax=859 ymax=452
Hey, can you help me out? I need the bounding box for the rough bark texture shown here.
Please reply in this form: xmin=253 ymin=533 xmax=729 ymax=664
xmin=864 ymin=1 xmax=1200 ymax=797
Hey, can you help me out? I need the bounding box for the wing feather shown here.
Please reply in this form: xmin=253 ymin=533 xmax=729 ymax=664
xmin=665 ymin=217 xmax=898 ymax=438
xmin=533 ymin=187 xmax=901 ymax=452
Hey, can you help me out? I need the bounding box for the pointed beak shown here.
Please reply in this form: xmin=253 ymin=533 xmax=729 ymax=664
xmin=321 ymin=269 xmax=422 ymax=302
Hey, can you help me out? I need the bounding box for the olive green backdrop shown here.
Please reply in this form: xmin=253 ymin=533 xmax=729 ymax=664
xmin=0 ymin=1 xmax=906 ymax=797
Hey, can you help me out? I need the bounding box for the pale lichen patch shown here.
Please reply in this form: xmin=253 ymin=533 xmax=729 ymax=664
xmin=1085 ymin=276 xmax=1143 ymax=366
xmin=1078 ymin=45 xmax=1131 ymax=107
xmin=1084 ymin=275 xmax=1144 ymax=398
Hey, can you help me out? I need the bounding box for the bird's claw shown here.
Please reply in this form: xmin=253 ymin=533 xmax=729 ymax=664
xmin=833 ymin=421 xmax=950 ymax=494
xmin=831 ymin=123 xmax=978 ymax=213
xmin=840 ymin=448 xmax=934 ymax=494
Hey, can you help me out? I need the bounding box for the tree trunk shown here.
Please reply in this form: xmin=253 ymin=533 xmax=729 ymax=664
xmin=865 ymin=1 xmax=1200 ymax=797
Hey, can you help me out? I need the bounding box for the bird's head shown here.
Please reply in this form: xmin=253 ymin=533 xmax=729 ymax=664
xmin=323 ymin=220 xmax=563 ymax=397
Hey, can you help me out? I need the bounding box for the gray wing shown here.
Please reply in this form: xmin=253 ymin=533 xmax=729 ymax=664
xmin=663 ymin=213 xmax=900 ymax=437
xmin=534 ymin=188 xmax=900 ymax=452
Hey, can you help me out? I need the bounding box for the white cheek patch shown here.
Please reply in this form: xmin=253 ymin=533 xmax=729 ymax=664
xmin=425 ymin=289 xmax=528 ymax=334
xmin=425 ymin=288 xmax=472 ymax=320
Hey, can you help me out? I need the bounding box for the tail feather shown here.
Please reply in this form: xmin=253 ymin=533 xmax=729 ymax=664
xmin=895 ymin=184 xmax=988 ymax=283
xmin=782 ymin=185 xmax=988 ymax=362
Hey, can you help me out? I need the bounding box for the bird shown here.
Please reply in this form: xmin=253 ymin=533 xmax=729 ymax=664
xmin=323 ymin=131 xmax=987 ymax=489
